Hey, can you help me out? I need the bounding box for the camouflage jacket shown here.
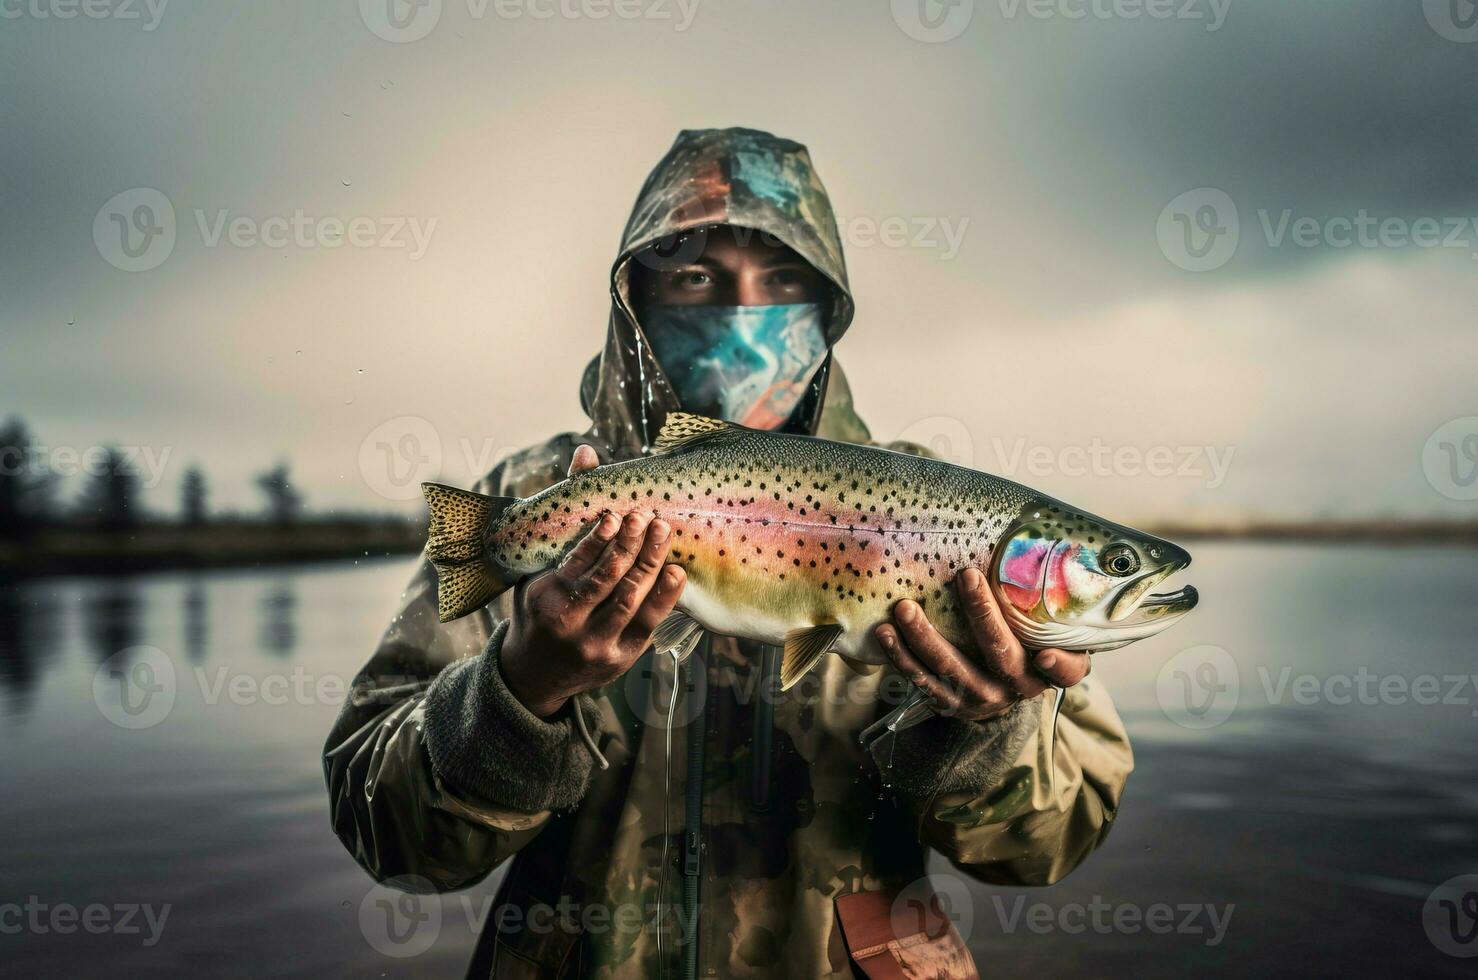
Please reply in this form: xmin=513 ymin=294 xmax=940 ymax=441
xmin=323 ymin=129 xmax=1133 ymax=978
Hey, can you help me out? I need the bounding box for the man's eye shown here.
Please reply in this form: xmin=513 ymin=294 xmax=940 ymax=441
xmin=676 ymin=271 xmax=711 ymax=288
xmin=767 ymin=269 xmax=802 ymax=287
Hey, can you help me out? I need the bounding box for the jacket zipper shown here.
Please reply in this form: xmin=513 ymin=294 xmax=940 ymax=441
xmin=681 ymin=636 xmax=710 ymax=980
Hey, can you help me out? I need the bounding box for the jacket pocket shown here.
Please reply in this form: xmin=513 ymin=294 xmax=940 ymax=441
xmin=834 ymin=888 xmax=978 ymax=980
xmin=472 ymin=883 xmax=580 ymax=979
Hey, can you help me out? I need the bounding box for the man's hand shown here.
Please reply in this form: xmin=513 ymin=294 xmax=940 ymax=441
xmin=874 ymin=567 xmax=1090 ymax=722
xmin=500 ymin=445 xmax=686 ymax=717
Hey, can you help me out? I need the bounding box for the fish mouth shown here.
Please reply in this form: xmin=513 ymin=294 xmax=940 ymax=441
xmin=1108 ymin=561 xmax=1198 ymax=623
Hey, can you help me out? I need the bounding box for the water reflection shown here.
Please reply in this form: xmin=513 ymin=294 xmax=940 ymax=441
xmin=0 ymin=588 xmax=60 ymax=716
xmin=259 ymin=582 xmax=297 ymax=656
xmin=184 ymin=583 xmax=208 ymax=663
xmin=84 ymin=583 xmax=142 ymax=664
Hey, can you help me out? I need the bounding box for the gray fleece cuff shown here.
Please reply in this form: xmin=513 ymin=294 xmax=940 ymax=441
xmin=871 ymin=702 xmax=1040 ymax=801
xmin=423 ymin=620 xmax=601 ymax=814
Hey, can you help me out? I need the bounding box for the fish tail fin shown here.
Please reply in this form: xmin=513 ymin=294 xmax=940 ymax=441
xmin=421 ymin=482 xmax=519 ymax=623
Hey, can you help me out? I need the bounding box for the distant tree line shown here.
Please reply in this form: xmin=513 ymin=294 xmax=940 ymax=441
xmin=0 ymin=416 xmax=306 ymax=541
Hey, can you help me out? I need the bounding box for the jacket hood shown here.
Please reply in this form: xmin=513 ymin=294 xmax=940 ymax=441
xmin=581 ymin=128 xmax=859 ymax=455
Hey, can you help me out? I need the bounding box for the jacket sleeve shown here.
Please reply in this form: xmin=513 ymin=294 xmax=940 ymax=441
xmin=323 ymin=538 xmax=599 ymax=890
xmin=870 ymin=676 xmax=1133 ymax=886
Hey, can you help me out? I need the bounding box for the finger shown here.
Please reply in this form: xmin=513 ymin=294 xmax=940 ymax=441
xmin=1031 ymin=648 xmax=1092 ymax=688
xmin=622 ymin=563 xmax=686 ymax=646
xmin=954 ymin=568 xmax=1028 ymax=684
xmin=567 ymin=444 xmax=600 ymax=478
xmin=593 ymin=519 xmax=672 ymax=635
xmin=569 ymin=511 xmax=650 ymax=609
xmin=891 ymin=600 xmax=1004 ymax=707
xmin=874 ymin=623 xmax=964 ymax=714
xmin=553 ymin=512 xmax=621 ymax=585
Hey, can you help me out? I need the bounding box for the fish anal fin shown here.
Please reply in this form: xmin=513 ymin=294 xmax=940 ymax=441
xmin=652 ymin=413 xmax=740 ymax=455
xmin=780 ymin=623 xmax=844 ymax=691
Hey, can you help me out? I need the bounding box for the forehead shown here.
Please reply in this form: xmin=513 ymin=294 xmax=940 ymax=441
xmin=689 ymin=225 xmax=805 ymax=268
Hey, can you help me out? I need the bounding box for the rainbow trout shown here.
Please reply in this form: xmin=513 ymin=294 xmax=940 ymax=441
xmin=423 ymin=414 xmax=1197 ymax=740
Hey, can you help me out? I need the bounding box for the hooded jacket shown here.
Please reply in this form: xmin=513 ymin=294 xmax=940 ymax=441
xmin=324 ymin=128 xmax=1133 ymax=979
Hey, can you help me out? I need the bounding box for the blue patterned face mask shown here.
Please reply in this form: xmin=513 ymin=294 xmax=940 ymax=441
xmin=642 ymin=303 xmax=828 ymax=428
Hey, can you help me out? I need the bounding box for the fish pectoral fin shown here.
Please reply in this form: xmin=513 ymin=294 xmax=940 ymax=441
xmin=651 ymin=412 xmax=742 ymax=455
xmin=780 ymin=624 xmax=844 ymax=691
xmin=651 ymin=611 xmax=704 ymax=663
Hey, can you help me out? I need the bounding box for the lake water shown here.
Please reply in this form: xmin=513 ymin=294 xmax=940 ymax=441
xmin=2 ymin=544 xmax=1476 ymax=977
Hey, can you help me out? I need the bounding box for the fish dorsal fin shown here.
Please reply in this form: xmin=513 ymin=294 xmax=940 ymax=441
xmin=652 ymin=413 xmax=739 ymax=455
xmin=651 ymin=610 xmax=704 ymax=663
xmin=780 ymin=623 xmax=844 ymax=691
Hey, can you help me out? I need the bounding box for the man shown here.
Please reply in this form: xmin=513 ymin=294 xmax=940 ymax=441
xmin=325 ymin=128 xmax=1132 ymax=979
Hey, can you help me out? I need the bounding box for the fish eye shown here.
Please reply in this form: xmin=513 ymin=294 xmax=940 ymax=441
xmin=1101 ymin=544 xmax=1140 ymax=577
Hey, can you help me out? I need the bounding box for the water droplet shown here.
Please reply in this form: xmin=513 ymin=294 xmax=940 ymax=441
xmin=356 ymin=368 xmax=364 ymax=374
xmin=65 ymin=316 xmax=76 ymax=326
xmin=295 ymin=349 xmax=303 ymax=356
xmin=341 ymin=178 xmax=352 ymax=187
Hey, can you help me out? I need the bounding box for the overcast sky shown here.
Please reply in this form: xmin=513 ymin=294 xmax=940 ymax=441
xmin=4 ymin=0 xmax=1476 ymax=521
